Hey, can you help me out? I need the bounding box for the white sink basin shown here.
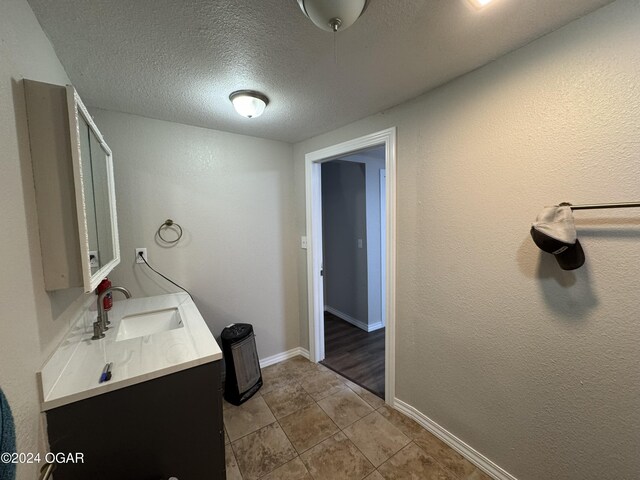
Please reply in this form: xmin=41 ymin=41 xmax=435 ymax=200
xmin=115 ymin=307 xmax=184 ymax=342
xmin=39 ymin=293 xmax=222 ymax=411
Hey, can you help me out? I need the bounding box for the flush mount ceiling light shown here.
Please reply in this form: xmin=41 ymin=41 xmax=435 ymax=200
xmin=229 ymin=90 xmax=269 ymax=118
xmin=297 ymin=0 xmax=370 ymax=32
xmin=467 ymin=0 xmax=495 ymax=8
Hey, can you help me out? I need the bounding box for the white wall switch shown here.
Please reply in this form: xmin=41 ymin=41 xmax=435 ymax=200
xmin=357 ymin=238 xmax=363 ymax=249
xmin=301 ymin=236 xmax=308 ymax=249
xmin=135 ymin=248 xmax=148 ymax=264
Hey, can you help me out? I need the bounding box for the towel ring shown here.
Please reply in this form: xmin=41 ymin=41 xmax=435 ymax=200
xmin=156 ymin=219 xmax=183 ymax=244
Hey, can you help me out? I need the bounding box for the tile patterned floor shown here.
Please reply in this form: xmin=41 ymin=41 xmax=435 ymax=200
xmin=223 ymin=356 xmax=493 ymax=480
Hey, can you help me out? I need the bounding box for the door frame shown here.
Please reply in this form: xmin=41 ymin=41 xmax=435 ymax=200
xmin=304 ymin=127 xmax=397 ymax=404
xmin=380 ymin=168 xmax=386 ymax=328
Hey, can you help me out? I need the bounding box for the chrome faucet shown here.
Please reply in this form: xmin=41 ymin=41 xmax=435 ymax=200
xmin=92 ymin=286 xmax=132 ymax=340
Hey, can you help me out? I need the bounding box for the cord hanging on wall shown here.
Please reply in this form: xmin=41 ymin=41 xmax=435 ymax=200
xmin=156 ymin=219 xmax=183 ymax=245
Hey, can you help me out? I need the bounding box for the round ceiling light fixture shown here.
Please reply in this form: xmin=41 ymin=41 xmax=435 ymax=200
xmin=297 ymin=0 xmax=370 ymax=32
xmin=229 ymin=90 xmax=269 ymax=118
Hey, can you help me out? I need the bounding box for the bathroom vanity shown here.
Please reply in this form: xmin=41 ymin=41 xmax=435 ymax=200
xmin=27 ymin=80 xmax=225 ymax=478
xmin=24 ymin=80 xmax=225 ymax=480
xmin=38 ymin=293 xmax=225 ymax=480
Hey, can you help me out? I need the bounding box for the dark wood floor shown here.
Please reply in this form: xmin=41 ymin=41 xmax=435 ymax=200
xmin=321 ymin=311 xmax=385 ymax=398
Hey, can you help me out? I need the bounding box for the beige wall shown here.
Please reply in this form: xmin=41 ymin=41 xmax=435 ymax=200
xmin=0 ymin=0 xmax=89 ymax=477
xmin=90 ymin=109 xmax=300 ymax=360
xmin=3 ymin=0 xmax=639 ymax=479
xmin=293 ymin=0 xmax=640 ymax=478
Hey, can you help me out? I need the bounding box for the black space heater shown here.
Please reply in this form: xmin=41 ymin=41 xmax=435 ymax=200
xmin=221 ymin=323 xmax=262 ymax=405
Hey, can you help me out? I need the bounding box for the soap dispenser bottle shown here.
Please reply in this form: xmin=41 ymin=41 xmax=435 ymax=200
xmin=96 ymin=277 xmax=113 ymax=311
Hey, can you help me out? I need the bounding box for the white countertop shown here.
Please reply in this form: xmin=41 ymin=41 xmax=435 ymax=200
xmin=38 ymin=293 xmax=222 ymax=411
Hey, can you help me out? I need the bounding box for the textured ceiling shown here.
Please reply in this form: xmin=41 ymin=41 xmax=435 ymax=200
xmin=28 ymin=0 xmax=614 ymax=143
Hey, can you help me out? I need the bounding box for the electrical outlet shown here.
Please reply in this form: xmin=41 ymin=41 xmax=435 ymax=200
xmin=301 ymin=236 xmax=308 ymax=249
xmin=135 ymin=248 xmax=148 ymax=264
xmin=89 ymin=251 xmax=99 ymax=268
xmin=357 ymin=238 xmax=363 ymax=249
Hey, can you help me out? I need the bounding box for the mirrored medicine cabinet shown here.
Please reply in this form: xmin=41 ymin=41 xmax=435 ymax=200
xmin=24 ymin=80 xmax=120 ymax=293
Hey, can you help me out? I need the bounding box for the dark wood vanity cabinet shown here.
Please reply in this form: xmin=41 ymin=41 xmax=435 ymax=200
xmin=45 ymin=361 xmax=225 ymax=480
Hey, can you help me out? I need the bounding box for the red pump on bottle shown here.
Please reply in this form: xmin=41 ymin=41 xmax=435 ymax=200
xmin=96 ymin=277 xmax=113 ymax=311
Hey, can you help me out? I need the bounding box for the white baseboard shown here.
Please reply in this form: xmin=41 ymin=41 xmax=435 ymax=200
xmin=259 ymin=347 xmax=310 ymax=368
xmin=325 ymin=305 xmax=382 ymax=332
xmin=393 ymin=398 xmax=518 ymax=480
xmin=367 ymin=321 xmax=384 ymax=332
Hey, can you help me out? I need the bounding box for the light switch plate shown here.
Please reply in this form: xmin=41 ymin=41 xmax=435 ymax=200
xmin=301 ymin=236 xmax=308 ymax=249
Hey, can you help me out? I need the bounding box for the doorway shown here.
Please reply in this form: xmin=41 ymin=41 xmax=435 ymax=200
xmin=319 ymin=152 xmax=386 ymax=397
xmin=304 ymin=128 xmax=396 ymax=404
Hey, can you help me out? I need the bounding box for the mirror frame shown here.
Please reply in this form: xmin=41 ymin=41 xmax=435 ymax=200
xmin=66 ymin=86 xmax=120 ymax=292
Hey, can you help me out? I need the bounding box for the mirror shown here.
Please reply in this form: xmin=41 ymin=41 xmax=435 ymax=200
xmin=89 ymin=129 xmax=115 ymax=271
xmin=77 ymin=115 xmax=116 ymax=276
xmin=69 ymin=87 xmax=120 ymax=292
xmin=77 ymin=117 xmax=99 ymax=273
